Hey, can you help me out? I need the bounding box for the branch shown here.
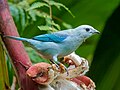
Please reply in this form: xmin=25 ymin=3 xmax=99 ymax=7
xmin=0 ymin=0 xmax=39 ymax=90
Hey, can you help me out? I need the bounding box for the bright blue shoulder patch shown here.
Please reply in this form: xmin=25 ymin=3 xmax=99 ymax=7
xmin=32 ymin=33 xmax=68 ymax=43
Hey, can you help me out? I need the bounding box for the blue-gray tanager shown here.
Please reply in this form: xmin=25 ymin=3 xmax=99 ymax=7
xmin=4 ymin=25 xmax=100 ymax=73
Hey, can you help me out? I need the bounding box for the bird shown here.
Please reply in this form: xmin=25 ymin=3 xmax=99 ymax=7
xmin=3 ymin=25 xmax=100 ymax=74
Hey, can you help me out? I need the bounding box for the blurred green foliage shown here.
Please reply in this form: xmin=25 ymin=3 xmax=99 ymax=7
xmin=88 ymin=5 xmax=120 ymax=90
xmin=2 ymin=0 xmax=120 ymax=89
xmin=0 ymin=38 xmax=10 ymax=89
xmin=25 ymin=47 xmax=50 ymax=64
xmin=9 ymin=0 xmax=73 ymax=36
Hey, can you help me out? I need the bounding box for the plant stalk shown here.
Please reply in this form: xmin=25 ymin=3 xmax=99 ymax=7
xmin=0 ymin=0 xmax=39 ymax=90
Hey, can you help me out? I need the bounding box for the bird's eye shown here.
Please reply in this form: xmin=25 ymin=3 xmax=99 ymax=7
xmin=85 ymin=28 xmax=90 ymax=32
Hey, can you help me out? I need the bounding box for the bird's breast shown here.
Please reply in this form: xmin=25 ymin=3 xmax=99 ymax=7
xmin=58 ymin=37 xmax=83 ymax=57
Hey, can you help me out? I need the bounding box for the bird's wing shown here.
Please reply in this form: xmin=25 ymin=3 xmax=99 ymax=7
xmin=32 ymin=33 xmax=68 ymax=43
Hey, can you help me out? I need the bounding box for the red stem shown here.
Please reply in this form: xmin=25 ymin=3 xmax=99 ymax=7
xmin=0 ymin=0 xmax=39 ymax=90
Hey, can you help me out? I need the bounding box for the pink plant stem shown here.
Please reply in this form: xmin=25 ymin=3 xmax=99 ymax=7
xmin=0 ymin=0 xmax=39 ymax=90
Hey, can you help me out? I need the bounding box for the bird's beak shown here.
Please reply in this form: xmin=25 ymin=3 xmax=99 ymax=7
xmin=93 ymin=29 xmax=100 ymax=34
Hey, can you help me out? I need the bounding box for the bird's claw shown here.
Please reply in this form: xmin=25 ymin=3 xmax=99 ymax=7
xmin=50 ymin=60 xmax=69 ymax=75
xmin=59 ymin=63 xmax=69 ymax=75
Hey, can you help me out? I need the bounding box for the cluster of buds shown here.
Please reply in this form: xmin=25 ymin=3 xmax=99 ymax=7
xmin=26 ymin=52 xmax=96 ymax=90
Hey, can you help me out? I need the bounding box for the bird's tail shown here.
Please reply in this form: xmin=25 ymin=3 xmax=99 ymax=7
xmin=4 ymin=35 xmax=29 ymax=42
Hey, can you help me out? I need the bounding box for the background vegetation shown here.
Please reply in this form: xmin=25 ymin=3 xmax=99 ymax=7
xmin=0 ymin=0 xmax=120 ymax=90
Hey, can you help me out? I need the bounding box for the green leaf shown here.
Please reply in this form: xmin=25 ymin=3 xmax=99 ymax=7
xmin=48 ymin=0 xmax=74 ymax=17
xmin=17 ymin=6 xmax=26 ymax=33
xmin=29 ymin=10 xmax=37 ymax=21
xmin=17 ymin=0 xmax=30 ymax=10
xmin=9 ymin=3 xmax=20 ymax=24
xmin=45 ymin=16 xmax=52 ymax=25
xmin=27 ymin=2 xmax=49 ymax=11
xmin=62 ymin=22 xmax=72 ymax=29
xmin=9 ymin=3 xmax=27 ymax=35
xmin=38 ymin=25 xmax=52 ymax=31
xmin=7 ymin=57 xmax=14 ymax=86
xmin=35 ymin=10 xmax=49 ymax=18
xmin=51 ymin=20 xmax=61 ymax=30
xmin=38 ymin=25 xmax=58 ymax=32
xmin=0 ymin=37 xmax=10 ymax=90
xmin=45 ymin=16 xmax=60 ymax=31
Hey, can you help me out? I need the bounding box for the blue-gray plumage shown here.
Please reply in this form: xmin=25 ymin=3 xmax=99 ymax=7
xmin=4 ymin=25 xmax=100 ymax=73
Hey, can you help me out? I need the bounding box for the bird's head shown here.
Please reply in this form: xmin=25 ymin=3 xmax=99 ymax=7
xmin=75 ymin=25 xmax=100 ymax=39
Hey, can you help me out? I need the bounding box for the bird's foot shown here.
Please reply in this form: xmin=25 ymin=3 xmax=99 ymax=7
xmin=50 ymin=59 xmax=59 ymax=68
xmin=59 ymin=63 xmax=69 ymax=75
xmin=54 ymin=61 xmax=69 ymax=75
xmin=50 ymin=60 xmax=69 ymax=75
